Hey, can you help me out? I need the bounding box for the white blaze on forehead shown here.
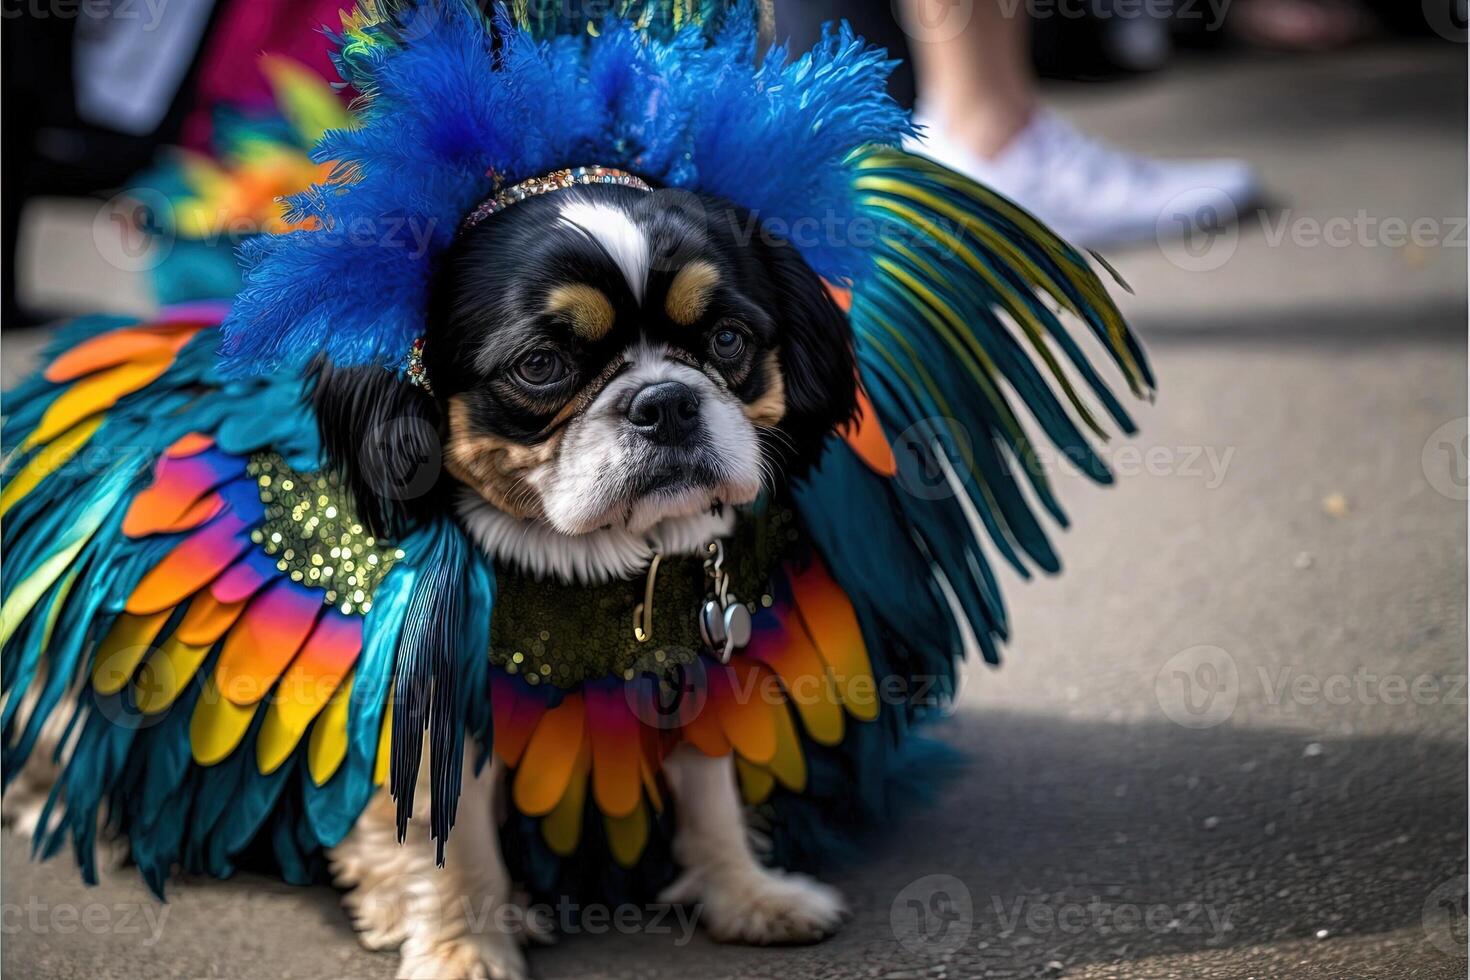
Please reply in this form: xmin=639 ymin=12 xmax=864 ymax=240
xmin=558 ymin=200 xmax=650 ymax=304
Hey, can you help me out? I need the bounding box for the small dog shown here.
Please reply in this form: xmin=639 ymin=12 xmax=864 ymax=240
xmin=317 ymin=183 xmax=857 ymax=977
xmin=2 ymin=7 xmax=1150 ymax=979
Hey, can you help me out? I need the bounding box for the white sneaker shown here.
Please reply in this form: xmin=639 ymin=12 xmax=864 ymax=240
xmin=906 ymin=109 xmax=1260 ymax=249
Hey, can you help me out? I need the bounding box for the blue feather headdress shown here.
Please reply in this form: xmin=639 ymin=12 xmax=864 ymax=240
xmin=218 ymin=0 xmax=1155 ymax=674
xmin=221 ymin=0 xmax=910 ymax=376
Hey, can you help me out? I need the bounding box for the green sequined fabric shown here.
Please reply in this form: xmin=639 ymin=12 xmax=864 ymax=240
xmin=245 ymin=453 xmax=802 ymax=684
xmin=490 ymin=503 xmax=801 ymax=688
xmin=247 ymin=454 xmax=404 ymax=614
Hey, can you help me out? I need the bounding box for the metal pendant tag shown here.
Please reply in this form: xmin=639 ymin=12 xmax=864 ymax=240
xmin=699 ymin=598 xmax=727 ymax=651
xmin=721 ymin=601 xmax=752 ymax=660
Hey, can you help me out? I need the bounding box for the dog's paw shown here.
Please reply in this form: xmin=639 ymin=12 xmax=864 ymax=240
xmin=662 ymin=867 xmax=848 ymax=945
xmin=340 ymin=878 xmax=412 ymax=951
xmin=397 ymin=932 xmax=528 ymax=980
xmin=346 ymin=901 xmax=410 ymax=952
xmin=4 ymin=784 xmax=128 ymax=873
xmin=3 ymin=774 xmax=63 ymax=843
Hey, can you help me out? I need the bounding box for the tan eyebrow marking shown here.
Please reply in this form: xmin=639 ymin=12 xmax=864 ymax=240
xmin=665 ymin=260 xmax=721 ymax=326
xmin=545 ymin=283 xmax=615 ymax=340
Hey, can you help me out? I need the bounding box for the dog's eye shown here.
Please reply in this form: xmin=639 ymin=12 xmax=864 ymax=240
xmin=711 ymin=327 xmax=745 ymax=360
xmin=514 ymin=349 xmax=567 ymax=387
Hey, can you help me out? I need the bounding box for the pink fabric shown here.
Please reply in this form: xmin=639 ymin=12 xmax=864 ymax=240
xmin=181 ymin=0 xmax=354 ymax=150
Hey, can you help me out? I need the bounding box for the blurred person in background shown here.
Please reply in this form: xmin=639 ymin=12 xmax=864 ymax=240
xmin=779 ymin=0 xmax=1260 ymax=248
xmin=1 ymin=0 xmax=349 ymax=328
xmin=895 ymin=0 xmax=1261 ymax=248
xmin=1232 ymin=0 xmax=1463 ymax=50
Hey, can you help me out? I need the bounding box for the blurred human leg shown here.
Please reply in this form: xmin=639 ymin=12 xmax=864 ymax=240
xmin=903 ymin=0 xmax=1036 ymax=158
xmin=901 ymin=0 xmax=1261 ymax=247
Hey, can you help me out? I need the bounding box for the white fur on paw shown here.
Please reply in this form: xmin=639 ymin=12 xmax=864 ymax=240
xmin=663 ymin=868 xmax=848 ymax=945
xmin=341 ymin=881 xmax=412 ymax=951
xmin=3 ymin=785 xmax=127 ymax=875
xmin=349 ymin=905 xmax=409 ymax=952
xmin=3 ymin=780 xmax=54 ymax=841
xmin=397 ymin=933 xmax=527 ymax=980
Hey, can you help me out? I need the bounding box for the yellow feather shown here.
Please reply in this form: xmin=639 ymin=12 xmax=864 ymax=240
xmin=24 ymin=358 xmax=171 ymax=450
xmin=190 ymin=676 xmax=258 ymax=766
xmin=604 ymin=799 xmax=649 ymax=868
xmin=308 ymin=672 xmax=354 ymax=785
xmin=767 ymin=701 xmax=807 ymax=793
xmin=373 ymin=698 xmax=392 ymax=786
xmin=0 ymin=535 xmax=90 ymax=649
xmin=91 ymin=610 xmax=171 ymax=695
xmin=260 ymin=55 xmax=352 ymax=145
xmin=541 ymin=741 xmax=591 ymax=856
xmin=134 ymin=633 xmax=212 ymax=715
xmin=0 ymin=414 xmax=103 ymax=518
xmin=735 ymin=757 xmax=774 ymax=805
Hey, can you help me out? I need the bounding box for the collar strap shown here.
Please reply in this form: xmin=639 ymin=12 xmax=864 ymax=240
xmin=460 ymin=165 xmax=652 ymax=232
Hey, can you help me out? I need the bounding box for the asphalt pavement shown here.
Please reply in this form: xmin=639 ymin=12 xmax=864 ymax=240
xmin=3 ymin=38 xmax=1466 ymax=980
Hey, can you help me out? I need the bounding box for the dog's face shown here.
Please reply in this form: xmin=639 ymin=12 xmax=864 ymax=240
xmin=314 ymin=184 xmax=856 ymax=538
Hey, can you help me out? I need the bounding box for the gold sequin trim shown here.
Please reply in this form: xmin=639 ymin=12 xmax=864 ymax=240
xmin=247 ymin=453 xmax=404 ymax=614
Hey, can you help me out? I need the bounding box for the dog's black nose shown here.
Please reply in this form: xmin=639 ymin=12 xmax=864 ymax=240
xmin=627 ymin=381 xmax=701 ymax=445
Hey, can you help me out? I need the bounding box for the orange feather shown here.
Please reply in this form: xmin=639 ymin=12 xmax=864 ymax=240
xmin=264 ymin=610 xmax=361 ymax=727
xmin=710 ymin=661 xmax=778 ymax=765
xmin=491 ymin=676 xmax=547 ymax=768
xmin=842 ymin=386 xmax=897 ymax=477
xmin=541 ymin=739 xmax=591 ymax=856
xmin=26 ymin=357 xmax=174 ymax=449
xmin=125 ymin=512 xmax=251 ymax=615
xmin=123 ymin=454 xmax=239 ymax=538
xmin=212 ymin=581 xmax=324 ymax=705
xmin=43 ymin=323 xmax=199 ymax=383
xmin=164 ymin=432 xmax=214 ymax=458
xmin=679 ymin=689 xmax=731 ymax=757
xmin=513 ymin=693 xmax=587 ymax=817
xmin=791 ymin=557 xmax=880 ymax=722
xmin=176 ymin=591 xmax=248 ymax=646
xmin=585 ymin=685 xmax=643 ymax=819
xmin=744 ymin=607 xmax=845 ymax=746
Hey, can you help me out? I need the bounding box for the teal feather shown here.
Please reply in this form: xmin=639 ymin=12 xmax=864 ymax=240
xmin=303 ymin=562 xmax=415 ymax=847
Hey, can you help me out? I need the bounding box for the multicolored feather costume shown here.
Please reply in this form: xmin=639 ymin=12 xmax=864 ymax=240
xmin=1 ymin=0 xmax=1153 ymax=899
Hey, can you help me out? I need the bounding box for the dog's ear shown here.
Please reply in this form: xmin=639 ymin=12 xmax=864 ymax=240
xmin=759 ymin=239 xmax=859 ymax=464
xmin=308 ymin=358 xmax=445 ymax=538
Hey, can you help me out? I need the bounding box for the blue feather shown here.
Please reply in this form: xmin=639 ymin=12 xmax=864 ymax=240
xmin=221 ymin=2 xmax=911 ymax=376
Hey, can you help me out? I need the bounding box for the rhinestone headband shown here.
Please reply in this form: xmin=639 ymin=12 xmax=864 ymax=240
xmin=460 ymin=165 xmax=652 ymax=232
xmin=405 ymin=166 xmax=653 ymax=392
